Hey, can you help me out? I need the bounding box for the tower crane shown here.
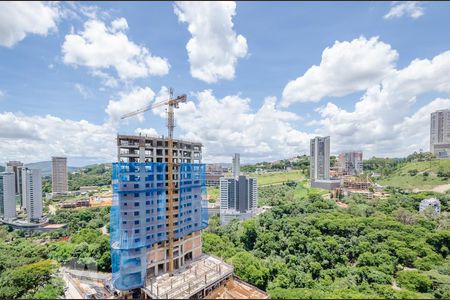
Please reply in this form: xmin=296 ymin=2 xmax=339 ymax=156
xmin=121 ymin=88 xmax=187 ymax=274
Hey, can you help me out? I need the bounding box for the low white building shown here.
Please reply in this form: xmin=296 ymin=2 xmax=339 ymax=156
xmin=419 ymin=198 xmax=441 ymax=214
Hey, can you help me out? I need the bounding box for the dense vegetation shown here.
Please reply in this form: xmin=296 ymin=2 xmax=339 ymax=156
xmin=203 ymin=183 xmax=450 ymax=299
xmin=0 ymin=206 xmax=112 ymax=299
xmin=68 ymin=164 xmax=112 ymax=191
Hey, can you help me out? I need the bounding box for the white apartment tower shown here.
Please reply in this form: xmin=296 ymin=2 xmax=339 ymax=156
xmin=430 ymin=109 xmax=450 ymax=158
xmin=22 ymin=168 xmax=43 ymax=222
xmin=310 ymin=136 xmax=330 ymax=181
xmin=6 ymin=161 xmax=24 ymax=208
xmin=0 ymin=172 xmax=16 ymax=221
xmin=52 ymin=157 xmax=68 ymax=194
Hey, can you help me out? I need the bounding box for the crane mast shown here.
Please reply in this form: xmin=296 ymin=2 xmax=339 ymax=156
xmin=121 ymin=88 xmax=187 ymax=275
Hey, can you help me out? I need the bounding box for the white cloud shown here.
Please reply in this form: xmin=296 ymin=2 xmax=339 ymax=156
xmin=174 ymin=1 xmax=248 ymax=83
xmin=135 ymin=128 xmax=159 ymax=137
xmin=74 ymin=83 xmax=91 ymax=99
xmin=90 ymin=70 xmax=118 ymax=88
xmin=313 ymin=48 xmax=450 ymax=157
xmin=105 ymin=86 xmax=155 ymax=123
xmin=384 ymin=1 xmax=424 ymax=19
xmin=0 ymin=90 xmax=4 ymax=98
xmin=281 ymin=36 xmax=398 ymax=106
xmin=62 ymin=18 xmax=170 ymax=81
xmin=0 ymin=1 xmax=60 ymax=47
xmin=167 ymin=90 xmax=311 ymax=162
xmin=0 ymin=112 xmax=116 ymax=163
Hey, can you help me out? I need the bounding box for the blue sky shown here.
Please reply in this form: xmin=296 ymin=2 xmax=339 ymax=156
xmin=1 ymin=1 xmax=450 ymax=166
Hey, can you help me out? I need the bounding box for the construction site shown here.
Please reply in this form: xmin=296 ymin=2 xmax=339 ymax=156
xmin=109 ymin=89 xmax=267 ymax=299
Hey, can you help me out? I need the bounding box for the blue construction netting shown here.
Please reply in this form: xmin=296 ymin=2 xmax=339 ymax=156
xmin=110 ymin=162 xmax=207 ymax=291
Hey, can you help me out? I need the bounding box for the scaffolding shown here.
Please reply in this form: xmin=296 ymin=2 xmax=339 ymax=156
xmin=110 ymin=162 xmax=208 ymax=291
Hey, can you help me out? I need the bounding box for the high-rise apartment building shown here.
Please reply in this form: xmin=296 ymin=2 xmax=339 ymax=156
xmin=112 ymin=134 xmax=207 ymax=291
xmin=52 ymin=156 xmax=68 ymax=194
xmin=338 ymin=151 xmax=363 ymax=176
xmin=220 ymin=154 xmax=257 ymax=225
xmin=0 ymin=172 xmax=16 ymax=221
xmin=310 ymin=136 xmax=330 ymax=181
xmin=430 ymin=109 xmax=450 ymax=158
xmin=6 ymin=161 xmax=23 ymax=208
xmin=22 ymin=168 xmax=43 ymax=222
xmin=232 ymin=153 xmax=240 ymax=178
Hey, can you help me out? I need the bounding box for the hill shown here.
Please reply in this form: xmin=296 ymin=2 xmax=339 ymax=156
xmin=377 ymin=158 xmax=450 ymax=191
xmin=25 ymin=161 xmax=79 ymax=177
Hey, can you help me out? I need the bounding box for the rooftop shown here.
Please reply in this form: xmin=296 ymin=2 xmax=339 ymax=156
xmin=142 ymin=255 xmax=233 ymax=299
xmin=205 ymin=277 xmax=268 ymax=299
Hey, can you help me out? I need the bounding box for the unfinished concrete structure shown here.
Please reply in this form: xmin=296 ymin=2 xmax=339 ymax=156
xmin=430 ymin=109 xmax=450 ymax=158
xmin=52 ymin=156 xmax=68 ymax=194
xmin=112 ymin=134 xmax=208 ymax=292
xmin=117 ymin=134 xmax=202 ymax=164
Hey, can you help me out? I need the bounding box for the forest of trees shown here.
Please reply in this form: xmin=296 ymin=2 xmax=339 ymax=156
xmin=203 ymin=183 xmax=450 ymax=299
xmin=0 ymin=207 xmax=111 ymax=299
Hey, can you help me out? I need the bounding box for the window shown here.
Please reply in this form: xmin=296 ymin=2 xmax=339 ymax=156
xmin=135 ymin=220 xmax=140 ymax=225
xmin=134 ymin=202 xmax=139 ymax=207
xmin=123 ymin=184 xmax=127 ymax=188
xmin=146 ymin=210 xmax=150 ymax=214
xmin=135 ymin=238 xmax=140 ymax=243
xmin=135 ymin=229 xmax=140 ymax=234
xmin=146 ymin=183 xmax=150 ymax=188
xmin=134 ymin=211 xmax=139 ymax=216
xmin=124 ymin=212 xmax=128 ymax=215
xmin=122 ymin=221 xmax=127 ymax=225
xmin=134 ymin=184 xmax=139 ymax=188
xmin=134 ymin=193 xmax=139 ymax=197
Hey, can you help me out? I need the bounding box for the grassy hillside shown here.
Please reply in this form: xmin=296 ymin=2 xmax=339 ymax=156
xmin=255 ymin=170 xmax=304 ymax=186
xmin=378 ymin=159 xmax=450 ymax=190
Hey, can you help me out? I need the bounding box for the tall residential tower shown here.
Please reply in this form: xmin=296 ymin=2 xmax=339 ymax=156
xmin=0 ymin=172 xmax=16 ymax=221
xmin=22 ymin=168 xmax=43 ymax=222
xmin=6 ymin=161 xmax=23 ymax=208
xmin=310 ymin=136 xmax=330 ymax=181
xmin=220 ymin=154 xmax=257 ymax=225
xmin=430 ymin=109 xmax=450 ymax=158
xmin=52 ymin=156 xmax=68 ymax=194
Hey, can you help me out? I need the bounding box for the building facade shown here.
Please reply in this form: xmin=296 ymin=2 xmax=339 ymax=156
xmin=219 ymin=154 xmax=257 ymax=226
xmin=205 ymin=164 xmax=223 ymax=187
xmin=52 ymin=156 xmax=68 ymax=194
xmin=22 ymin=168 xmax=43 ymax=222
xmin=310 ymin=136 xmax=330 ymax=181
xmin=232 ymin=153 xmax=240 ymax=178
xmin=0 ymin=172 xmax=16 ymax=221
xmin=338 ymin=151 xmax=363 ymax=176
xmin=6 ymin=161 xmax=23 ymax=208
xmin=430 ymin=109 xmax=450 ymax=158
xmin=112 ymin=135 xmax=207 ymax=291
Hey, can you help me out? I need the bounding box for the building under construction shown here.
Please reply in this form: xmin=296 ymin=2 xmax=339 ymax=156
xmin=112 ymin=91 xmax=268 ymax=299
xmin=112 ymin=134 xmax=208 ymax=291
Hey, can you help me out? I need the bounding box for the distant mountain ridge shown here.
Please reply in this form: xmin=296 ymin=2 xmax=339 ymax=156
xmin=25 ymin=161 xmax=79 ymax=177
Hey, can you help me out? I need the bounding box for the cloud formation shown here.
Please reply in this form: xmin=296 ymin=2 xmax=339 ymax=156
xmin=174 ymin=1 xmax=248 ymax=83
xmin=62 ymin=18 xmax=170 ymax=81
xmin=384 ymin=1 xmax=424 ymax=19
xmin=0 ymin=112 xmax=116 ymax=163
xmin=282 ymin=36 xmax=398 ymax=106
xmin=0 ymin=2 xmax=59 ymax=47
xmin=105 ymin=86 xmax=155 ymax=123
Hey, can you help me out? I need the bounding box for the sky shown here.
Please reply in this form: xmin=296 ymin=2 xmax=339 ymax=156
xmin=1 ymin=1 xmax=450 ymax=167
